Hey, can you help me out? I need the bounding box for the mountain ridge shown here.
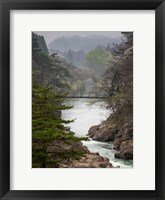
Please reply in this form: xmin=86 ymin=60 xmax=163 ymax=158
xmin=48 ymin=35 xmax=121 ymax=53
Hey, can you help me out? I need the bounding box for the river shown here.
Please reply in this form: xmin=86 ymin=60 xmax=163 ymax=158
xmin=62 ymin=98 xmax=133 ymax=168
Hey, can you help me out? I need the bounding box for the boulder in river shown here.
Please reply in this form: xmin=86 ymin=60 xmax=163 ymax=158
xmin=87 ymin=116 xmax=133 ymax=161
xmin=87 ymin=123 xmax=117 ymax=142
xmin=115 ymin=139 xmax=133 ymax=159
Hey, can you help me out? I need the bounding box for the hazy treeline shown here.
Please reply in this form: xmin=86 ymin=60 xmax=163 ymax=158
xmin=32 ymin=33 xmax=87 ymax=168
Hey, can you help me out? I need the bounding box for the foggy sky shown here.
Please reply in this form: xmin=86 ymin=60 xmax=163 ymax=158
xmin=34 ymin=31 xmax=122 ymax=45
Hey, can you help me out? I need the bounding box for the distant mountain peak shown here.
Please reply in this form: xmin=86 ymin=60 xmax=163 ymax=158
xmin=48 ymin=35 xmax=121 ymax=53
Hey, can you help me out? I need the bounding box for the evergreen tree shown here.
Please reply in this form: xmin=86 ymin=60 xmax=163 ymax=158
xmin=32 ymin=32 xmax=48 ymax=55
xmin=32 ymin=82 xmax=71 ymax=167
xmin=32 ymin=33 xmax=87 ymax=168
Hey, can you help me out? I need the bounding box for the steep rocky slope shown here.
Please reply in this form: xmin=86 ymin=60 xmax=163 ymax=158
xmin=87 ymin=115 xmax=133 ymax=160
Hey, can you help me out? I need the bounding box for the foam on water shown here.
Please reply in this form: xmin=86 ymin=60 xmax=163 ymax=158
xmin=62 ymin=98 xmax=133 ymax=168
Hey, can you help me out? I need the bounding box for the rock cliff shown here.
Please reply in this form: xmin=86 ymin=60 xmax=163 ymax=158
xmin=87 ymin=116 xmax=133 ymax=160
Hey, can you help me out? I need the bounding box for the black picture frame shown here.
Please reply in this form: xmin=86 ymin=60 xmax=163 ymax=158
xmin=0 ymin=0 xmax=165 ymax=199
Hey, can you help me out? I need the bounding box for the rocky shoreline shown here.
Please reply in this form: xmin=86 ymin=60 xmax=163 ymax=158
xmin=61 ymin=152 xmax=114 ymax=168
xmin=87 ymin=115 xmax=133 ymax=160
xmin=47 ymin=139 xmax=114 ymax=168
xmin=46 ymin=114 xmax=133 ymax=168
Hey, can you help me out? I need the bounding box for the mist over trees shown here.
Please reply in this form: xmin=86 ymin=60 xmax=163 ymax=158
xmin=99 ymin=32 xmax=133 ymax=125
xmin=32 ymin=31 xmax=133 ymax=167
xmin=64 ymin=50 xmax=86 ymax=68
xmin=32 ymin=33 xmax=87 ymax=168
xmin=32 ymin=33 xmax=49 ymax=55
xmin=86 ymin=32 xmax=133 ymax=161
xmin=33 ymin=31 xmax=133 ymax=114
xmin=48 ymin=35 xmax=121 ymax=53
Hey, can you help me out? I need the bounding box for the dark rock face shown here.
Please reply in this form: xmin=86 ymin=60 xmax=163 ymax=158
xmin=113 ymin=138 xmax=124 ymax=150
xmin=88 ymin=123 xmax=117 ymax=142
xmin=87 ymin=118 xmax=133 ymax=160
xmin=88 ymin=125 xmax=99 ymax=134
xmin=113 ymin=126 xmax=133 ymax=150
xmin=115 ymin=139 xmax=133 ymax=159
xmin=114 ymin=122 xmax=133 ymax=159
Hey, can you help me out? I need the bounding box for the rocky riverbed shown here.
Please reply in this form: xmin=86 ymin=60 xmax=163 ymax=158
xmin=87 ymin=115 xmax=133 ymax=160
xmin=61 ymin=152 xmax=114 ymax=168
xmin=62 ymin=98 xmax=133 ymax=168
xmin=47 ymin=139 xmax=114 ymax=168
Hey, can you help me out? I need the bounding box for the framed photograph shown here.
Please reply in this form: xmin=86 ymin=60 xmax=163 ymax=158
xmin=0 ymin=0 xmax=164 ymax=199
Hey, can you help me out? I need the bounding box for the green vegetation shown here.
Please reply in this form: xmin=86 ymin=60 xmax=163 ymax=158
xmin=99 ymin=32 xmax=133 ymax=125
xmin=32 ymin=33 xmax=87 ymax=168
xmin=32 ymin=31 xmax=133 ymax=167
xmin=86 ymin=48 xmax=113 ymax=82
xmin=86 ymin=48 xmax=113 ymax=75
xmin=32 ymin=32 xmax=48 ymax=55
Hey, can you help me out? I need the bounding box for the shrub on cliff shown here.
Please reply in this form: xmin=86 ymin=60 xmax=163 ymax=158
xmin=100 ymin=32 xmax=133 ymax=125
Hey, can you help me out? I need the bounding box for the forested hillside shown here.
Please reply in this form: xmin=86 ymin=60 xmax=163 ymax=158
xmin=88 ymin=32 xmax=133 ymax=160
xmin=32 ymin=33 xmax=115 ymax=168
xmin=32 ymin=33 xmax=49 ymax=55
xmin=32 ymin=33 xmax=87 ymax=168
xmin=32 ymin=31 xmax=133 ymax=168
xmin=48 ymin=35 xmax=121 ymax=53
